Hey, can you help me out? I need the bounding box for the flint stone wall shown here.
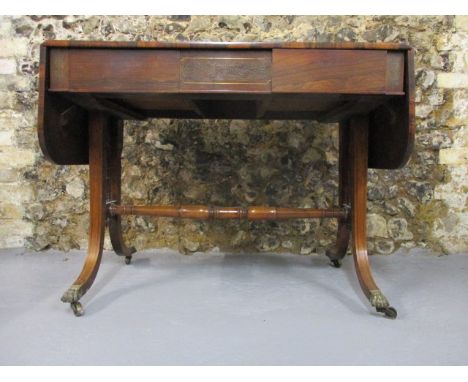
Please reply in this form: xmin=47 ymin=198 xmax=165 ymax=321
xmin=0 ymin=15 xmax=466 ymax=255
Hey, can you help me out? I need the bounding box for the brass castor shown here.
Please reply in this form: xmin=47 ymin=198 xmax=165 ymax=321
xmin=70 ymin=301 xmax=84 ymax=317
xmin=125 ymin=255 xmax=132 ymax=265
xmin=330 ymin=259 xmax=342 ymax=268
xmin=377 ymin=306 xmax=398 ymax=319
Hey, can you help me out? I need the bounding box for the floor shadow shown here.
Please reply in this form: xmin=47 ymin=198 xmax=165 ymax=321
xmin=85 ymin=250 xmax=368 ymax=316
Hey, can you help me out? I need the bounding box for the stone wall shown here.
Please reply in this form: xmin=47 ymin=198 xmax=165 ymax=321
xmin=0 ymin=15 xmax=466 ymax=254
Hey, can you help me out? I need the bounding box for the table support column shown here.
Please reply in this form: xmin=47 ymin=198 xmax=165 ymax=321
xmin=107 ymin=118 xmax=136 ymax=265
xmin=326 ymin=120 xmax=352 ymax=267
xmin=60 ymin=112 xmax=108 ymax=316
xmin=349 ymin=115 xmax=397 ymax=319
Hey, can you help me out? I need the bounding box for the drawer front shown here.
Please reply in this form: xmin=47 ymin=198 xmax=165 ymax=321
xmin=180 ymin=50 xmax=272 ymax=92
xmin=272 ymin=49 xmax=404 ymax=94
xmin=49 ymin=48 xmax=402 ymax=94
xmin=49 ymin=48 xmax=180 ymax=92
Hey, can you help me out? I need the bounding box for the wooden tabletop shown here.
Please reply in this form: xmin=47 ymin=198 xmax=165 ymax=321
xmin=42 ymin=40 xmax=411 ymax=50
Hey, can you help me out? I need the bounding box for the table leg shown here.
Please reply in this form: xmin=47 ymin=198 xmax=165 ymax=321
xmin=108 ymin=118 xmax=136 ymax=265
xmin=326 ymin=120 xmax=351 ymax=267
xmin=60 ymin=112 xmax=108 ymax=316
xmin=350 ymin=115 xmax=397 ymax=319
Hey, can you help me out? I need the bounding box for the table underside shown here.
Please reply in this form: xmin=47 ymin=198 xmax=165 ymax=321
xmin=55 ymin=93 xmax=401 ymax=120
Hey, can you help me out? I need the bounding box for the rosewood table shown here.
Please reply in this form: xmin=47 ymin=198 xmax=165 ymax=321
xmin=37 ymin=41 xmax=415 ymax=318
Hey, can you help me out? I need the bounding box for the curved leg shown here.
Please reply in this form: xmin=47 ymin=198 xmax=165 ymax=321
xmin=350 ymin=115 xmax=397 ymax=319
xmin=108 ymin=118 xmax=136 ymax=264
xmin=326 ymin=120 xmax=351 ymax=267
xmin=61 ymin=112 xmax=108 ymax=316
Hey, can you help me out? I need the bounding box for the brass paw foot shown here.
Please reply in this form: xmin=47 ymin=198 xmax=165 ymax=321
xmin=125 ymin=255 xmax=132 ymax=265
xmin=71 ymin=301 xmax=84 ymax=317
xmin=369 ymin=289 xmax=389 ymax=309
xmin=61 ymin=284 xmax=84 ymax=303
xmin=376 ymin=306 xmax=398 ymax=319
xmin=369 ymin=290 xmax=397 ymax=319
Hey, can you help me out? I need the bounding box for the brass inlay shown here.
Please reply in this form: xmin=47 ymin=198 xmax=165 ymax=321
xmin=180 ymin=57 xmax=270 ymax=61
xmin=181 ymin=81 xmax=271 ymax=85
xmin=180 ymin=56 xmax=271 ymax=86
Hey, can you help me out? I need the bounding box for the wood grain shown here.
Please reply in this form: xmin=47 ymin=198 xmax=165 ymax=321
xmin=109 ymin=204 xmax=348 ymax=220
xmin=107 ymin=117 xmax=136 ymax=258
xmin=50 ymin=49 xmax=180 ymax=92
xmin=61 ymin=112 xmax=107 ymax=303
xmin=180 ymin=50 xmax=271 ymax=92
xmin=37 ymin=45 xmax=89 ymax=165
xmin=386 ymin=51 xmax=405 ymax=93
xmin=39 ymin=41 xmax=414 ymax=170
xmin=42 ymin=40 xmax=411 ymax=50
xmin=325 ymin=120 xmax=352 ymax=262
xmin=40 ymin=40 xmax=413 ymax=317
xmin=272 ymin=49 xmax=391 ymax=94
xmin=368 ymin=49 xmax=415 ymax=169
xmin=349 ymin=115 xmax=384 ymax=302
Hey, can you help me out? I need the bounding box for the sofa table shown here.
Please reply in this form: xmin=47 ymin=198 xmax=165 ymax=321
xmin=37 ymin=40 xmax=415 ymax=318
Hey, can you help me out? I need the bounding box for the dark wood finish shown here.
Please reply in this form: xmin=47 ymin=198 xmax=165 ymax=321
xmin=317 ymin=97 xmax=385 ymax=123
xmin=50 ymin=48 xmax=180 ymax=92
xmin=112 ymin=93 xmax=349 ymax=120
xmin=37 ymin=40 xmax=415 ymax=317
xmin=40 ymin=42 xmax=414 ymax=168
xmin=63 ymin=93 xmax=145 ymax=120
xmin=49 ymin=48 xmax=403 ymax=95
xmin=386 ymin=51 xmax=405 ymax=93
xmin=272 ymin=49 xmax=404 ymax=94
xmin=107 ymin=118 xmax=136 ymax=258
xmin=61 ymin=112 xmax=107 ymax=304
xmin=350 ymin=115 xmax=395 ymax=316
xmin=109 ymin=204 xmax=347 ymax=220
xmin=180 ymin=50 xmax=271 ymax=92
xmin=325 ymin=120 xmax=351 ymax=264
xmin=37 ymin=45 xmax=89 ymax=165
xmin=368 ymin=49 xmax=415 ymax=169
xmin=42 ymin=40 xmax=410 ymax=50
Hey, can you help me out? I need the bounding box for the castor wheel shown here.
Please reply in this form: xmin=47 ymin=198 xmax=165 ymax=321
xmin=125 ymin=255 xmax=132 ymax=265
xmin=70 ymin=301 xmax=84 ymax=317
xmin=377 ymin=306 xmax=398 ymax=319
xmin=329 ymin=259 xmax=342 ymax=268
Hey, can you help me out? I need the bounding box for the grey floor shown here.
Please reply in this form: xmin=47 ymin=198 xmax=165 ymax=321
xmin=0 ymin=247 xmax=467 ymax=365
